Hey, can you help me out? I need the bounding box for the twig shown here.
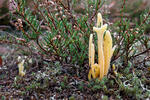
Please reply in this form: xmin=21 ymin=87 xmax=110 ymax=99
xmin=0 ymin=10 xmax=16 ymax=19
xmin=90 ymin=0 xmax=101 ymax=21
xmin=130 ymin=48 xmax=150 ymax=58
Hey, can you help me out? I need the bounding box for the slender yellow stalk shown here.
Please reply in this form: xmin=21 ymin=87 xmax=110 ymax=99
xmin=91 ymin=43 xmax=95 ymax=65
xmin=91 ymin=43 xmax=96 ymax=78
xmin=93 ymin=24 xmax=107 ymax=80
xmin=103 ymin=31 xmax=116 ymax=75
xmin=103 ymin=31 xmax=112 ymax=75
xmin=97 ymin=13 xmax=103 ymax=27
xmin=88 ymin=34 xmax=97 ymax=80
xmin=89 ymin=34 xmax=93 ymax=66
xmin=18 ymin=60 xmax=25 ymax=77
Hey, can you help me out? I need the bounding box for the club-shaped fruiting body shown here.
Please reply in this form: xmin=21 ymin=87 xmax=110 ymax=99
xmin=103 ymin=31 xmax=114 ymax=75
xmin=88 ymin=13 xmax=116 ymax=80
xmin=18 ymin=60 xmax=26 ymax=77
xmin=89 ymin=34 xmax=94 ymax=66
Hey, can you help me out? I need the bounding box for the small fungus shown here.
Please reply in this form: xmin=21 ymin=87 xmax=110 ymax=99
xmin=18 ymin=59 xmax=26 ymax=77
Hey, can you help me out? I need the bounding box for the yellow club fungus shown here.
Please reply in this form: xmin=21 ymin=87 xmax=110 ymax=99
xmin=112 ymin=64 xmax=118 ymax=76
xmin=18 ymin=60 xmax=26 ymax=77
xmin=88 ymin=63 xmax=99 ymax=80
xmin=89 ymin=34 xmax=93 ymax=66
xmin=103 ymin=31 xmax=116 ymax=75
xmin=88 ymin=34 xmax=98 ymax=80
xmin=88 ymin=13 xmax=116 ymax=80
xmin=97 ymin=13 xmax=103 ymax=27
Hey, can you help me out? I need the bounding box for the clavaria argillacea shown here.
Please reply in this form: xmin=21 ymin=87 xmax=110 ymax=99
xmin=88 ymin=13 xmax=116 ymax=80
xmin=18 ymin=56 xmax=26 ymax=77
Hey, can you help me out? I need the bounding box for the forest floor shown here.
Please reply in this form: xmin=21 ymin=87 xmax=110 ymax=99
xmin=0 ymin=0 xmax=150 ymax=99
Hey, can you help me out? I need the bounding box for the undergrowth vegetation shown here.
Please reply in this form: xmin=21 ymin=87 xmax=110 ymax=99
xmin=0 ymin=0 xmax=150 ymax=99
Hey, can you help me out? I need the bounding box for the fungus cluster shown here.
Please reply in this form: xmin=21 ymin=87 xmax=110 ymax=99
xmin=88 ymin=13 xmax=116 ymax=80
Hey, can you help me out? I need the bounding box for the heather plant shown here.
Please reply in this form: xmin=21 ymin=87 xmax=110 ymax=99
xmin=0 ymin=0 xmax=149 ymax=69
xmin=9 ymin=0 xmax=95 ymax=65
xmin=0 ymin=0 xmax=150 ymax=68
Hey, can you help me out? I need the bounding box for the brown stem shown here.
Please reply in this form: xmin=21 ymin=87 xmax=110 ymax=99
xmin=90 ymin=0 xmax=101 ymax=22
xmin=130 ymin=48 xmax=150 ymax=58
